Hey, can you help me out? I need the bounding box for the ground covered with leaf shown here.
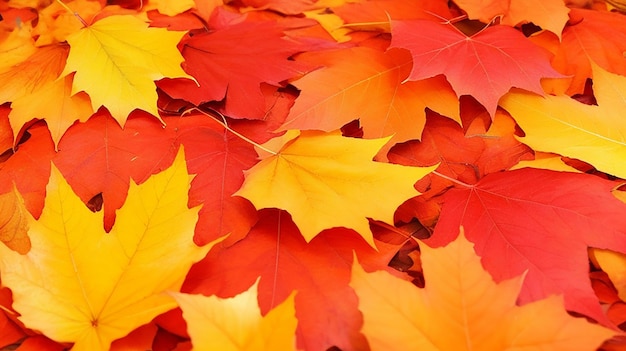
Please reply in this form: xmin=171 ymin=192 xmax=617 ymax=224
xmin=1 ymin=0 xmax=626 ymax=350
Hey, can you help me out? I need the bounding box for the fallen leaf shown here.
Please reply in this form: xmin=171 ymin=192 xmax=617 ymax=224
xmin=0 ymin=148 xmax=221 ymax=351
xmin=184 ymin=209 xmax=401 ymax=351
xmin=61 ymin=15 xmax=193 ymax=124
xmin=427 ymin=168 xmax=626 ymax=325
xmin=0 ymin=185 xmax=30 ymax=254
xmin=0 ymin=123 xmax=55 ymax=219
xmin=158 ymin=20 xmax=308 ymax=119
xmin=235 ymin=130 xmax=436 ymax=245
xmin=390 ymin=20 xmax=563 ymax=116
xmin=173 ymin=281 xmax=297 ymax=351
xmin=547 ymin=8 xmax=626 ymax=95
xmin=591 ymin=249 xmax=626 ymax=302
xmin=54 ymin=110 xmax=178 ymax=231
xmin=452 ymin=0 xmax=569 ymax=37
xmin=281 ymin=44 xmax=460 ymax=159
xmin=500 ymin=63 xmax=626 ymax=179
xmin=351 ymin=228 xmax=616 ymax=350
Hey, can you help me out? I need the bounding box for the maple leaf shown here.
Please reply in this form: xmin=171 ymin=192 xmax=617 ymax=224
xmin=452 ymin=0 xmax=569 ymax=38
xmin=53 ymin=111 xmax=178 ymax=231
xmin=541 ymin=9 xmax=626 ymax=95
xmin=172 ymin=281 xmax=297 ymax=351
xmin=592 ymin=248 xmax=626 ymax=302
xmin=0 ymin=186 xmax=30 ymax=254
xmin=281 ymin=44 xmax=460 ymax=159
xmin=61 ymin=14 xmax=193 ymax=124
xmin=0 ymin=124 xmax=56 ymax=219
xmin=427 ymin=168 xmax=626 ymax=324
xmin=0 ymin=148 xmax=221 ymax=351
xmin=235 ymin=130 xmax=436 ymax=245
xmin=500 ymin=64 xmax=626 ymax=179
xmin=184 ymin=209 xmax=402 ymax=351
xmin=390 ymin=20 xmax=563 ymax=116
xmin=0 ymin=44 xmax=68 ymax=105
xmin=158 ymin=20 xmax=308 ymax=119
xmin=350 ymin=229 xmax=615 ymax=350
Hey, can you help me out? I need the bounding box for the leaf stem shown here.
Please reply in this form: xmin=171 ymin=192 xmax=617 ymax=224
xmin=55 ymin=0 xmax=88 ymax=27
xmin=431 ymin=171 xmax=472 ymax=188
xmin=184 ymin=107 xmax=278 ymax=156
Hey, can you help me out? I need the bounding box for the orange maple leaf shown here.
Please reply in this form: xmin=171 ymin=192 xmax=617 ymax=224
xmin=350 ymin=229 xmax=616 ymax=350
xmin=281 ymin=44 xmax=460 ymax=159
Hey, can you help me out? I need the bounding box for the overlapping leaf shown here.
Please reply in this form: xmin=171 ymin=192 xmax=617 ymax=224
xmin=351 ymin=230 xmax=615 ymax=350
xmin=184 ymin=209 xmax=402 ymax=351
xmin=500 ymin=64 xmax=626 ymax=179
xmin=390 ymin=20 xmax=563 ymax=116
xmin=428 ymin=168 xmax=626 ymax=324
xmin=282 ymin=44 xmax=460 ymax=158
xmin=173 ymin=282 xmax=297 ymax=351
xmin=61 ymin=15 xmax=193 ymax=124
xmin=235 ymin=130 xmax=436 ymax=245
xmin=158 ymin=19 xmax=308 ymax=119
xmin=0 ymin=149 xmax=220 ymax=351
xmin=453 ymin=0 xmax=569 ymax=37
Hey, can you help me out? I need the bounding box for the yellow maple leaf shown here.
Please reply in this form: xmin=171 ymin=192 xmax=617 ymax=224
xmin=61 ymin=15 xmax=194 ymax=125
xmin=500 ymin=63 xmax=626 ymax=180
xmin=172 ymin=281 xmax=297 ymax=351
xmin=350 ymin=229 xmax=616 ymax=350
xmin=0 ymin=148 xmax=222 ymax=351
xmin=235 ymin=130 xmax=436 ymax=246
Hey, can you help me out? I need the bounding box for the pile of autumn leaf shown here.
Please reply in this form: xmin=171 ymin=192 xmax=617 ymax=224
xmin=2 ymin=0 xmax=626 ymax=350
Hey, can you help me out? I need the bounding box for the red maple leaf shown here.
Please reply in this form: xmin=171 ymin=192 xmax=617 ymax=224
xmin=158 ymin=19 xmax=310 ymax=119
xmin=390 ymin=20 xmax=563 ymax=116
xmin=183 ymin=209 xmax=404 ymax=351
xmin=427 ymin=168 xmax=626 ymax=325
xmin=54 ymin=110 xmax=178 ymax=231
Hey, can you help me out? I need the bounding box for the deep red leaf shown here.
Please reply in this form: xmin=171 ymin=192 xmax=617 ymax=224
xmin=158 ymin=20 xmax=309 ymax=119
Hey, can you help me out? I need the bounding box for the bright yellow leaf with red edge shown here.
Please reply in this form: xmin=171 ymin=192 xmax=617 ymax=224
xmin=453 ymin=0 xmax=569 ymax=38
xmin=0 ymin=185 xmax=30 ymax=255
xmin=350 ymin=229 xmax=616 ymax=351
xmin=61 ymin=15 xmax=194 ymax=125
xmin=172 ymin=281 xmax=297 ymax=351
xmin=500 ymin=63 xmax=626 ymax=180
xmin=510 ymin=152 xmax=581 ymax=172
xmin=235 ymin=130 xmax=436 ymax=246
xmin=0 ymin=148 xmax=222 ymax=351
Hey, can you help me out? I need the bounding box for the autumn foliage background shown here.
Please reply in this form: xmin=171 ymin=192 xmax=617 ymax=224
xmin=1 ymin=0 xmax=626 ymax=350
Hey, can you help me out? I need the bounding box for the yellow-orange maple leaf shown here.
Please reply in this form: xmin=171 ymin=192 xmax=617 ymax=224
xmin=500 ymin=63 xmax=626 ymax=180
xmin=172 ymin=281 xmax=297 ymax=351
xmin=453 ymin=0 xmax=569 ymax=38
xmin=235 ymin=130 xmax=436 ymax=246
xmin=10 ymin=74 xmax=93 ymax=147
xmin=61 ymin=15 xmax=194 ymax=125
xmin=350 ymin=229 xmax=615 ymax=350
xmin=0 ymin=148 xmax=221 ymax=351
xmin=0 ymin=185 xmax=30 ymax=254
